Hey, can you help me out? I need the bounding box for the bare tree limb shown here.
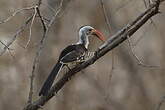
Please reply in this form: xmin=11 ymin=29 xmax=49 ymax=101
xmin=23 ymin=0 xmax=164 ymax=110
xmin=0 ymin=15 xmax=33 ymax=55
xmin=26 ymin=0 xmax=47 ymax=105
xmin=25 ymin=6 xmax=38 ymax=48
xmin=0 ymin=1 xmax=47 ymax=55
xmin=47 ymin=0 xmax=64 ymax=27
xmin=24 ymin=0 xmax=64 ymax=108
xmin=0 ymin=6 xmax=35 ymax=24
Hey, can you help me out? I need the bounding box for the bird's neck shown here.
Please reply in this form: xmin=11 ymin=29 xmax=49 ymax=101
xmin=77 ymin=33 xmax=89 ymax=49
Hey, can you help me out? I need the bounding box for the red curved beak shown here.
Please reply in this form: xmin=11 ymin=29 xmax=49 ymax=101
xmin=91 ymin=29 xmax=106 ymax=42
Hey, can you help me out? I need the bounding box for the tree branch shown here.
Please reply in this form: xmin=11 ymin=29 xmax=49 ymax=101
xmin=0 ymin=15 xmax=33 ymax=55
xmin=0 ymin=6 xmax=35 ymax=24
xmin=23 ymin=0 xmax=164 ymax=109
xmin=24 ymin=0 xmax=64 ymax=108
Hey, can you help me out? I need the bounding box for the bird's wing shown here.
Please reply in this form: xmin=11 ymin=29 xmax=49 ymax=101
xmin=60 ymin=50 xmax=84 ymax=63
xmin=60 ymin=44 xmax=87 ymax=63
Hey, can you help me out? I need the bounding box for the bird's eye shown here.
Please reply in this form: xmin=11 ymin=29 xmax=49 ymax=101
xmin=89 ymin=29 xmax=92 ymax=31
xmin=86 ymin=29 xmax=92 ymax=35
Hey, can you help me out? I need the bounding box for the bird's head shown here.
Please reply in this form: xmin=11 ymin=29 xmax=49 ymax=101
xmin=78 ymin=25 xmax=105 ymax=48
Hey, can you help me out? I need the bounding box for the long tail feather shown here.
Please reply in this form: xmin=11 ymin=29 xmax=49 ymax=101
xmin=39 ymin=62 xmax=63 ymax=96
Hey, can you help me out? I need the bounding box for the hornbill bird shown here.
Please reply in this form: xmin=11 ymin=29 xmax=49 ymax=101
xmin=39 ymin=25 xmax=105 ymax=96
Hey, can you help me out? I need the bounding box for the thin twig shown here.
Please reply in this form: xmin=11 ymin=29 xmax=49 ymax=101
xmin=127 ymin=34 xmax=159 ymax=68
xmin=143 ymin=0 xmax=148 ymax=8
xmin=29 ymin=0 xmax=64 ymax=77
xmin=0 ymin=15 xmax=33 ymax=56
xmin=99 ymin=0 xmax=115 ymax=74
xmin=133 ymin=0 xmax=158 ymax=47
xmin=25 ymin=0 xmax=64 ymax=106
xmin=26 ymin=0 xmax=46 ymax=104
xmin=142 ymin=0 xmax=157 ymax=28
xmin=25 ymin=6 xmax=38 ymax=48
xmin=133 ymin=22 xmax=152 ymax=46
xmin=41 ymin=3 xmax=56 ymax=13
xmin=0 ymin=6 xmax=35 ymax=24
xmin=0 ymin=40 xmax=11 ymax=50
xmin=24 ymin=15 xmax=36 ymax=104
xmin=30 ymin=0 xmax=64 ymax=79
xmin=0 ymin=40 xmax=15 ymax=58
xmin=99 ymin=0 xmax=114 ymax=102
xmin=48 ymin=0 xmax=64 ymax=27
xmin=99 ymin=0 xmax=111 ymax=32
xmin=36 ymin=8 xmax=47 ymax=31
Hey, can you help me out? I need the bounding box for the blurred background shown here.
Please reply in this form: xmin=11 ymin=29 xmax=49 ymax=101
xmin=0 ymin=0 xmax=165 ymax=110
